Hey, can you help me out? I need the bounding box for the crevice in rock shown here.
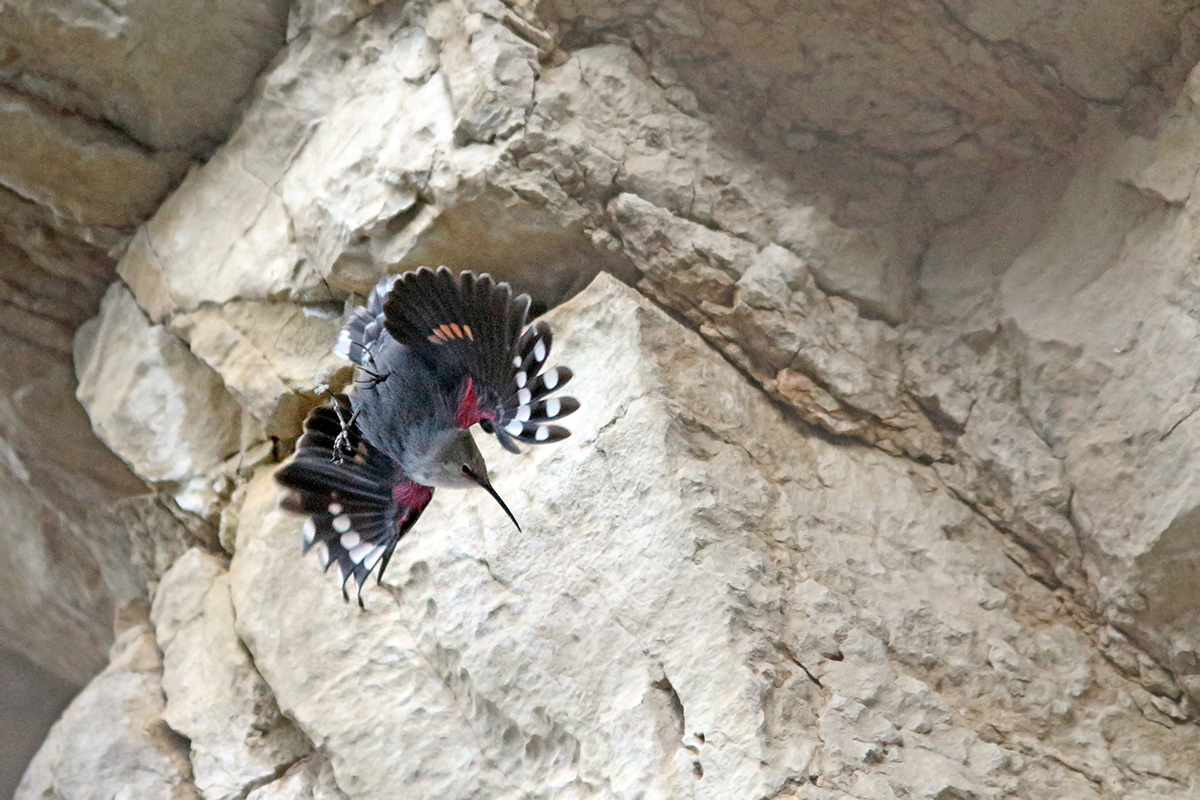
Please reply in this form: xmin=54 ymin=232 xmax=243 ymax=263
xmin=651 ymin=674 xmax=686 ymax=738
xmin=229 ymin=753 xmax=311 ymax=800
xmin=776 ymin=643 xmax=824 ymax=689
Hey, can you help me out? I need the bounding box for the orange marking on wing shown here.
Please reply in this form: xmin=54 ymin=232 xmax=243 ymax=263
xmin=463 ymin=325 xmax=474 ymax=341
xmin=439 ymin=324 xmax=455 ymax=339
xmin=449 ymin=323 xmax=463 ymax=338
xmin=427 ymin=334 xmax=443 ymax=344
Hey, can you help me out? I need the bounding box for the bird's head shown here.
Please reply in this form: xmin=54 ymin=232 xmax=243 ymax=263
xmin=433 ymin=429 xmax=521 ymax=530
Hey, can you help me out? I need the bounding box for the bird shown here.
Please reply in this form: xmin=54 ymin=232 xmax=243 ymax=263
xmin=275 ymin=266 xmax=579 ymax=605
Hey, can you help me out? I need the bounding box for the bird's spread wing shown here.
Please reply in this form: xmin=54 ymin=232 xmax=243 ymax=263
xmin=333 ymin=276 xmax=396 ymax=368
xmin=381 ymin=266 xmax=579 ymax=453
xmin=275 ymin=395 xmax=432 ymax=605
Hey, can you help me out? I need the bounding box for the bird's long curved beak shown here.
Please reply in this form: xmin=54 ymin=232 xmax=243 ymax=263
xmin=468 ymin=470 xmax=521 ymax=531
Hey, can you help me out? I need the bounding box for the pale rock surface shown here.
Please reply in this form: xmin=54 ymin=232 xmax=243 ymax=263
xmin=115 ymin=4 xmax=629 ymax=324
xmin=992 ymin=93 xmax=1200 ymax=703
xmin=243 ymin=755 xmax=349 ymax=800
xmin=610 ymin=191 xmax=941 ymax=460
xmin=152 ymin=550 xmax=310 ymax=800
xmin=75 ymin=282 xmax=248 ymax=517
xmin=15 ymin=616 xmax=199 ymax=800
xmin=546 ymin=0 xmax=1196 ymax=231
xmin=230 ymin=276 xmax=1200 ymax=800
xmin=16 ymin=0 xmax=1200 ymax=797
xmin=0 ymin=0 xmax=294 ymax=699
xmin=0 ymin=648 xmax=76 ymax=800
xmin=600 ymin=83 xmax=1200 ymax=712
xmin=169 ymin=302 xmax=346 ymax=439
xmin=521 ymin=44 xmax=908 ymax=321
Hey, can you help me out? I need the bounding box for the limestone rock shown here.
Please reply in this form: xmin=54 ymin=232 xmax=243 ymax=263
xmin=524 ymin=44 xmax=907 ymax=321
xmin=152 ymin=550 xmax=310 ymax=800
xmin=547 ymin=0 xmax=1185 ymax=232
xmin=14 ymin=0 xmax=1200 ymax=796
xmin=611 ymin=191 xmax=943 ymax=460
xmin=75 ymin=282 xmax=246 ymax=516
xmin=0 ymin=86 xmax=190 ymax=229
xmin=0 ymin=0 xmax=289 ymax=151
xmin=244 ymin=755 xmax=348 ymax=800
xmin=0 ymin=330 xmax=198 ymax=685
xmin=435 ymin=4 xmax=540 ymax=145
xmin=992 ymin=107 xmax=1200 ymax=702
xmin=15 ymin=619 xmax=199 ymax=800
xmin=115 ymin=9 xmax=623 ymax=326
xmin=169 ymin=302 xmax=345 ymax=439
xmin=229 ymin=275 xmax=1200 ymax=800
xmin=0 ymin=0 xmax=286 ymax=683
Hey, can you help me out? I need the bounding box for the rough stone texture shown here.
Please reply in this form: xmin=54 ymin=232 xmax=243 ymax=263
xmin=14 ymin=0 xmax=1200 ymax=797
xmin=0 ymin=0 xmax=295 ymax=725
xmin=168 ymin=302 xmax=347 ymax=439
xmin=0 ymin=0 xmax=290 ymax=151
xmin=15 ymin=615 xmax=200 ymax=800
xmin=114 ymin=1 xmax=639 ymax=325
xmin=546 ymin=0 xmax=1198 ymax=230
xmin=0 ymin=86 xmax=191 ymax=229
xmin=0 ymin=328 xmax=200 ymax=686
xmin=152 ymin=550 xmax=310 ymax=800
xmin=243 ymin=755 xmax=349 ymax=800
xmin=993 ymin=89 xmax=1200 ymax=706
xmin=75 ymin=282 xmax=251 ymax=517
xmin=230 ymin=276 xmax=1200 ymax=799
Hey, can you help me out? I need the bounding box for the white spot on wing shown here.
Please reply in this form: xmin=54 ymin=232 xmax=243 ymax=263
xmin=542 ymin=369 xmax=558 ymax=390
xmin=545 ymin=397 xmax=560 ymax=417
xmin=535 ymin=425 xmax=550 ymax=441
xmin=348 ymin=541 xmax=374 ymax=564
xmin=516 ymin=405 xmax=531 ymax=421
xmin=333 ymin=514 xmax=352 ymax=533
xmin=518 ymin=388 xmax=532 ymax=405
xmin=340 ymin=531 xmax=361 ymax=549
xmin=315 ymin=541 xmax=331 ymax=567
xmin=516 ymin=371 xmax=527 ymax=388
xmin=504 ymin=419 xmax=524 ymax=436
xmin=533 ymin=340 xmax=546 ymax=362
xmin=363 ymin=545 xmax=385 ymax=571
xmin=513 ymin=355 xmax=522 ymax=367
xmin=303 ymin=519 xmax=316 ymax=545
xmin=328 ymin=502 xmax=343 ymax=515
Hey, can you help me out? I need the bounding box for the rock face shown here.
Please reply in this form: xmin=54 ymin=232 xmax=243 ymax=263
xmin=15 ymin=614 xmax=200 ymax=800
xmin=152 ymin=550 xmax=311 ymax=800
xmin=76 ymin=284 xmax=250 ymax=517
xmin=0 ymin=0 xmax=292 ymax=785
xmin=0 ymin=0 xmax=292 ymax=786
xmin=229 ymin=275 xmax=1200 ymax=798
xmin=10 ymin=0 xmax=1200 ymax=798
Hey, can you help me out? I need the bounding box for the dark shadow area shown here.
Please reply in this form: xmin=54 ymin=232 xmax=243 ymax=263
xmin=0 ymin=647 xmax=78 ymax=797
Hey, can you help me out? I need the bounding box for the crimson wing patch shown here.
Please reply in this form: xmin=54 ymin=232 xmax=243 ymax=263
xmin=275 ymin=396 xmax=432 ymax=606
xmin=382 ymin=266 xmax=579 ymax=452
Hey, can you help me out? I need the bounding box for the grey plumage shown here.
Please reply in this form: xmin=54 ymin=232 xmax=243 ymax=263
xmin=276 ymin=267 xmax=579 ymax=604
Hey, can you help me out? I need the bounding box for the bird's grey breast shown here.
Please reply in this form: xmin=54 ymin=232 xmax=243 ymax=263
xmin=350 ymin=338 xmax=454 ymax=472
